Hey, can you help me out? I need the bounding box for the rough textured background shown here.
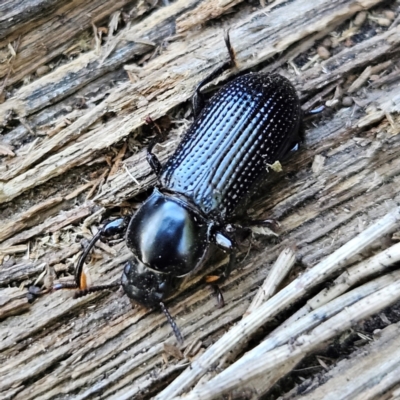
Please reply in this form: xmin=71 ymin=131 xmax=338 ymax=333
xmin=1 ymin=0 xmax=400 ymax=398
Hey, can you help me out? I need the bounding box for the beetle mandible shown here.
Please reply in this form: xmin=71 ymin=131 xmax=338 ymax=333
xmin=53 ymin=34 xmax=302 ymax=343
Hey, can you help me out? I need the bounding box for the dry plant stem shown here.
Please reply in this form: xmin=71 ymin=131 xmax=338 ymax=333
xmin=246 ymin=355 xmax=304 ymax=398
xmin=231 ymin=269 xmax=400 ymax=397
xmin=196 ymin=270 xmax=400 ymax=399
xmin=207 ymin=249 xmax=294 ymax=377
xmin=244 ymin=247 xmax=295 ymax=317
xmin=156 ymin=208 xmax=400 ymax=399
xmin=279 ymin=323 xmax=400 ymax=400
xmin=339 ymin=364 xmax=400 ymax=400
xmin=178 ymin=276 xmax=400 ymax=400
xmin=276 ymin=241 xmax=400 ymax=332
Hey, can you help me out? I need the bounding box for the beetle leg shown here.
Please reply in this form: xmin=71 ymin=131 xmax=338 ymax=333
xmin=210 ymin=231 xmax=236 ymax=283
xmin=283 ymin=104 xmax=324 ymax=162
xmin=146 ymin=141 xmax=163 ymax=177
xmin=223 ymin=29 xmax=237 ymax=69
xmin=53 ymin=217 xmax=129 ymax=293
xmin=210 ymin=284 xmax=225 ymax=308
xmin=72 ymin=230 xmax=102 ymax=288
xmin=206 ymin=232 xmax=236 ymax=308
xmin=192 ymin=30 xmax=238 ymax=117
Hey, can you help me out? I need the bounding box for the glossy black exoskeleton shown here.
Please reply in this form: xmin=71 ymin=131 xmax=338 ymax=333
xmin=53 ymin=37 xmax=302 ymax=343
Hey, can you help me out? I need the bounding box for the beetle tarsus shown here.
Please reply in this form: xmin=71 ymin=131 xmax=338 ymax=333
xmin=27 ymin=285 xmax=51 ymax=303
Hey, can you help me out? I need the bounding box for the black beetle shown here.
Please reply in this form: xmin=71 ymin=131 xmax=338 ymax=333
xmin=53 ymin=35 xmax=302 ymax=343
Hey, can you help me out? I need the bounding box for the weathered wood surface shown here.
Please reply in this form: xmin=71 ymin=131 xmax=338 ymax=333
xmin=1 ymin=0 xmax=400 ymax=398
xmin=291 ymin=321 xmax=400 ymax=400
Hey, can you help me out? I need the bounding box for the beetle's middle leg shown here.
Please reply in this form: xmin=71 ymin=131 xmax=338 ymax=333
xmin=207 ymin=231 xmax=236 ymax=307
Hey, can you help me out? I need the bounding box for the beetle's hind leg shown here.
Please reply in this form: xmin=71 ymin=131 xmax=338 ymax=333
xmin=53 ymin=217 xmax=129 ymax=296
xmin=192 ymin=30 xmax=238 ymax=117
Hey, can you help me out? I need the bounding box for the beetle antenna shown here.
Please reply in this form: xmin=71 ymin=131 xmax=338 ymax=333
xmin=73 ymin=283 xmax=121 ymax=298
xmin=160 ymin=301 xmax=183 ymax=345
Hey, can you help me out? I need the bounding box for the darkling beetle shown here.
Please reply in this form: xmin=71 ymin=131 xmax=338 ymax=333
xmin=52 ymin=33 xmax=303 ymax=344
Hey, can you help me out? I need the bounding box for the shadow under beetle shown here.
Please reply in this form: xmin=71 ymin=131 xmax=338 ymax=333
xmin=53 ymin=34 xmax=302 ymax=344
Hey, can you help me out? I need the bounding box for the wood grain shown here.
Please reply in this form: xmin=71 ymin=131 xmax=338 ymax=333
xmin=1 ymin=0 xmax=400 ymax=398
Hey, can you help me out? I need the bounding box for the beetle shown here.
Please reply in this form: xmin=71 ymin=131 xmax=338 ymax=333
xmin=51 ymin=35 xmax=302 ymax=343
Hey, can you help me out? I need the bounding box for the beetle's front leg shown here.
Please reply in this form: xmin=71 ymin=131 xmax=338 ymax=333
xmin=54 ymin=217 xmax=129 ymax=296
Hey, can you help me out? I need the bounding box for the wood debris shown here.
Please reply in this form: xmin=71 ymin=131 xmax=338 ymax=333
xmin=243 ymin=247 xmax=295 ymax=317
xmin=1 ymin=0 xmax=400 ymax=398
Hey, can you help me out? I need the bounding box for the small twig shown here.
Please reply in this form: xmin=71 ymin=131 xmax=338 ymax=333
xmin=275 ymin=241 xmax=400 ymax=332
xmin=0 ymin=35 xmax=21 ymax=96
xmin=225 ymin=270 xmax=400 ymax=397
xmin=0 ymin=245 xmax=28 ymax=255
xmin=82 ymin=208 xmax=106 ymax=230
xmin=347 ymin=66 xmax=372 ymax=93
xmin=123 ymin=164 xmax=140 ymax=186
xmin=65 ymin=182 xmax=94 ymax=200
xmin=92 ymin=23 xmax=102 ymax=56
xmin=243 ymin=247 xmax=295 ymax=317
xmin=86 ymin=169 xmax=109 ymax=200
xmin=19 ymin=117 xmax=35 ymax=135
xmin=19 ymin=138 xmax=39 ymax=157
